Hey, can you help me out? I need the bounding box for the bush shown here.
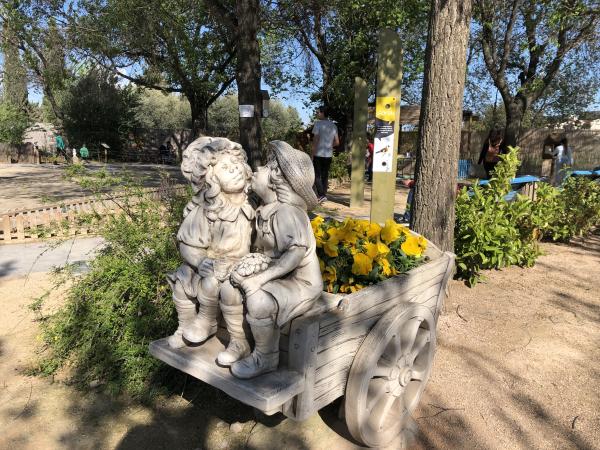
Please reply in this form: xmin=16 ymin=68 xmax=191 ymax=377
xmin=455 ymin=147 xmax=600 ymax=286
xmin=454 ymin=147 xmax=540 ymax=286
xmin=535 ymin=177 xmax=600 ymax=241
xmin=32 ymin=169 xmax=188 ymax=399
xmin=329 ymin=151 xmax=350 ymax=182
xmin=0 ymin=101 xmax=31 ymax=144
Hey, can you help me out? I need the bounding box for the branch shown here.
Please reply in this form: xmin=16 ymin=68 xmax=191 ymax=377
xmin=499 ymin=0 xmax=521 ymax=75
xmin=207 ymin=76 xmax=236 ymax=106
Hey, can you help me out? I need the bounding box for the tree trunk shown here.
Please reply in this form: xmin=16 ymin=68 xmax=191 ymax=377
xmin=504 ymin=97 xmax=526 ymax=148
xmin=189 ymin=96 xmax=208 ymax=138
xmin=235 ymin=0 xmax=262 ymax=169
xmin=411 ymin=0 xmax=472 ymax=252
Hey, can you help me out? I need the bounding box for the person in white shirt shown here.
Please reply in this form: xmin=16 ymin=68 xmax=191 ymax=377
xmin=553 ymin=137 xmax=573 ymax=186
xmin=311 ymin=106 xmax=340 ymax=202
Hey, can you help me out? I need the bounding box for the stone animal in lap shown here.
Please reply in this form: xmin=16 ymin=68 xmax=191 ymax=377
xmin=167 ymin=137 xmax=255 ymax=366
xmin=230 ymin=141 xmax=323 ymax=379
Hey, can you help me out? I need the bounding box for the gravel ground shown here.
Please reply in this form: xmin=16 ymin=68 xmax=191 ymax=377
xmin=1 ymin=233 xmax=598 ymax=449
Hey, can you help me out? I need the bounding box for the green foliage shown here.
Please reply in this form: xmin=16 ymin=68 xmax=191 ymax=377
xmin=329 ymin=151 xmax=350 ymax=182
xmin=134 ymin=89 xmax=191 ymax=130
xmin=61 ymin=68 xmax=140 ymax=156
xmin=533 ymin=177 xmax=600 ymax=242
xmin=0 ymin=101 xmax=31 ymax=144
xmin=455 ymin=147 xmax=540 ymax=286
xmin=33 ymin=168 xmax=188 ymax=399
xmin=207 ymin=94 xmax=303 ymax=146
xmin=455 ymin=147 xmax=600 ymax=286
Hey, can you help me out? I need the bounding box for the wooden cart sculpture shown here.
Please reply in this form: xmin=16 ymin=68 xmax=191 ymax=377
xmin=150 ymin=236 xmax=454 ymax=448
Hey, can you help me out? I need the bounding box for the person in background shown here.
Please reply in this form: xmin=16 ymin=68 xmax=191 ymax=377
xmin=552 ymin=136 xmax=573 ymax=186
xmin=365 ymin=136 xmax=374 ymax=182
xmin=311 ymin=106 xmax=340 ymax=203
xmin=478 ymin=128 xmax=507 ymax=179
xmin=79 ymin=143 xmax=89 ymax=161
xmin=55 ymin=133 xmax=67 ymax=160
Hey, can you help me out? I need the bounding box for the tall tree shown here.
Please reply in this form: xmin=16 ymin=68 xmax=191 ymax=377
xmin=204 ymin=0 xmax=263 ymax=167
xmin=411 ymin=0 xmax=472 ymax=252
xmin=235 ymin=0 xmax=262 ymax=168
xmin=1 ymin=17 xmax=28 ymax=110
xmin=0 ymin=1 xmax=69 ymax=122
xmin=473 ymin=0 xmax=600 ymax=146
xmin=74 ymin=0 xmax=237 ymax=137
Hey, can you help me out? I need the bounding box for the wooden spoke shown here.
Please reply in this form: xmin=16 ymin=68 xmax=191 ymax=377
xmin=408 ymin=329 xmax=430 ymax=364
xmin=385 ymin=332 xmax=403 ymax=361
xmin=367 ymin=378 xmax=390 ymax=411
xmin=371 ymin=391 xmax=398 ymax=431
xmin=400 ymin=317 xmax=422 ymax=357
xmin=345 ymin=304 xmax=437 ymax=448
xmin=373 ymin=363 xmax=394 ymax=379
xmin=411 ymin=368 xmax=426 ymax=382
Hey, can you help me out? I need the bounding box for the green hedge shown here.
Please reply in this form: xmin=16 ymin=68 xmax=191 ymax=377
xmin=455 ymin=147 xmax=600 ymax=286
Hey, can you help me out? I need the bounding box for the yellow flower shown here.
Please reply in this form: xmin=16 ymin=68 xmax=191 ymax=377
xmin=352 ymin=252 xmax=373 ymax=276
xmin=398 ymin=224 xmax=411 ymax=237
xmin=319 ymin=259 xmax=325 ymax=273
xmin=366 ymin=222 xmax=382 ymax=239
xmin=379 ymin=258 xmax=394 ymax=276
xmin=323 ymin=266 xmax=337 ymax=283
xmin=324 ymin=237 xmax=339 ymax=257
xmin=380 ymin=219 xmax=401 ymax=243
xmin=328 ymin=219 xmax=359 ymax=244
xmin=311 ymin=215 xmax=324 ymax=231
xmin=363 ymin=241 xmax=379 ymax=259
xmin=401 ymin=235 xmax=427 ymax=257
xmin=340 ymin=283 xmax=364 ymax=293
xmin=376 ymin=241 xmax=390 ymax=256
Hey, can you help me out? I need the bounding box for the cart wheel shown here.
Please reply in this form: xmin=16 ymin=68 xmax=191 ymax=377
xmin=345 ymin=303 xmax=436 ymax=448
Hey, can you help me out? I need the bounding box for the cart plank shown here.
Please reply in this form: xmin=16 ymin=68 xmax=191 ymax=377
xmin=150 ymin=337 xmax=305 ymax=413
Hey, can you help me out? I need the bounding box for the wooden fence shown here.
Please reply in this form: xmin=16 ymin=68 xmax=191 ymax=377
xmin=0 ymin=186 xmax=187 ymax=245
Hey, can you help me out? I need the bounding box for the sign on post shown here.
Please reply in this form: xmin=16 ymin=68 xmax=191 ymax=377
xmin=370 ymin=29 xmax=402 ymax=224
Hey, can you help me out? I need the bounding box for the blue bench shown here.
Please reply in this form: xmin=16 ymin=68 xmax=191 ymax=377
xmin=475 ymin=175 xmax=541 ymax=201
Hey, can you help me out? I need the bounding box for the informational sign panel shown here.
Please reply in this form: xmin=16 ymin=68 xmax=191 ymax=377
xmin=372 ymin=96 xmax=397 ymax=173
xmin=238 ymin=105 xmax=255 ymax=118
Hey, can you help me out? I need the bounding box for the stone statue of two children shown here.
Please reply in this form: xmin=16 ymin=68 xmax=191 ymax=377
xmin=166 ymin=137 xmax=322 ymax=379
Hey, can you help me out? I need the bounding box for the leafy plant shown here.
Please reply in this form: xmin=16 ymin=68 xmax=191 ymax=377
xmin=32 ymin=168 xmax=188 ymax=399
xmin=454 ymin=147 xmax=540 ymax=286
xmin=0 ymin=101 xmax=31 ymax=144
xmin=329 ymin=151 xmax=350 ymax=182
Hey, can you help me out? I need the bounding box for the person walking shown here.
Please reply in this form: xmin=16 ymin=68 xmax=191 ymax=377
xmin=55 ymin=133 xmax=67 ymax=160
xmin=311 ymin=106 xmax=339 ymax=203
xmin=478 ymin=128 xmax=507 ymax=179
xmin=552 ymin=136 xmax=573 ymax=186
xmin=79 ymin=143 xmax=89 ymax=161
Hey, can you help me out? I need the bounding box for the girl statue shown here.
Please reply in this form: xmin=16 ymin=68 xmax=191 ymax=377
xmin=167 ymin=137 xmax=254 ymax=367
xmin=230 ymin=141 xmax=323 ymax=379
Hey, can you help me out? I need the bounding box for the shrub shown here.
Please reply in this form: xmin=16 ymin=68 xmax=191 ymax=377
xmin=455 ymin=146 xmax=600 ymax=286
xmin=32 ymin=168 xmax=188 ymax=399
xmin=536 ymin=176 xmax=600 ymax=241
xmin=454 ymin=147 xmax=540 ymax=286
xmin=329 ymin=151 xmax=350 ymax=182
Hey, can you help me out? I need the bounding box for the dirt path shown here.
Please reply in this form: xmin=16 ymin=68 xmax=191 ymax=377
xmin=0 ymin=163 xmax=185 ymax=213
xmin=1 ymin=235 xmax=599 ymax=450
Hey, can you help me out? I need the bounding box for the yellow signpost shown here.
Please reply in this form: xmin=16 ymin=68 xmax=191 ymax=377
xmin=370 ymin=29 xmax=402 ymax=224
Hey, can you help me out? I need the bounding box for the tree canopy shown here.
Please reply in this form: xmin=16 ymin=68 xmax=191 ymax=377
xmin=471 ymin=0 xmax=600 ymax=144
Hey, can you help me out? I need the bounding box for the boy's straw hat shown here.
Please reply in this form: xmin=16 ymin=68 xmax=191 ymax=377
xmin=269 ymin=140 xmax=318 ymax=210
